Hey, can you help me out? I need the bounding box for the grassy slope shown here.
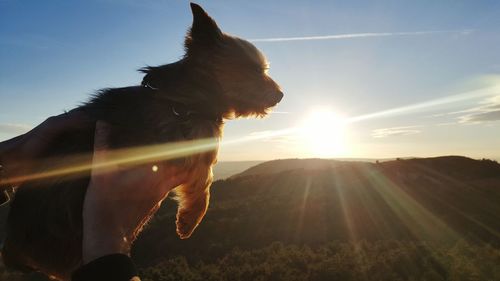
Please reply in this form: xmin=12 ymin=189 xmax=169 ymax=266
xmin=2 ymin=156 xmax=500 ymax=280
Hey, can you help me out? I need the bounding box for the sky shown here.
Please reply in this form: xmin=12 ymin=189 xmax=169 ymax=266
xmin=1 ymin=0 xmax=500 ymax=161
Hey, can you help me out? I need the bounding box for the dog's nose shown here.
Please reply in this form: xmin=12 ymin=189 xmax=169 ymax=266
xmin=276 ymin=91 xmax=284 ymax=103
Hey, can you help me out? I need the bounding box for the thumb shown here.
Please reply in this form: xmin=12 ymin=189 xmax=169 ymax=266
xmin=91 ymin=121 xmax=113 ymax=175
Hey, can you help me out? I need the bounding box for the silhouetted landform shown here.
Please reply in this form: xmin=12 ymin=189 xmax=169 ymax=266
xmin=215 ymin=158 xmax=385 ymax=180
xmin=213 ymin=160 xmax=262 ymax=180
xmin=1 ymin=156 xmax=500 ymax=280
xmin=228 ymin=158 xmax=417 ymax=179
xmin=229 ymin=158 xmax=338 ymax=178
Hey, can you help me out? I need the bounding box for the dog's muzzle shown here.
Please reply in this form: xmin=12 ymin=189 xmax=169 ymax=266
xmin=267 ymin=91 xmax=284 ymax=106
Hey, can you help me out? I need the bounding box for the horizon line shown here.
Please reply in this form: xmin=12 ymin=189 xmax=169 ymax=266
xmin=216 ymin=155 xmax=500 ymax=163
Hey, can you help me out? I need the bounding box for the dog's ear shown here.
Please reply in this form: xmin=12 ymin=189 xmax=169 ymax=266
xmin=185 ymin=3 xmax=222 ymax=50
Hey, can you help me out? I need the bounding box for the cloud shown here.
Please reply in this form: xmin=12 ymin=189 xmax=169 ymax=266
xmin=459 ymin=95 xmax=500 ymax=124
xmin=250 ymin=29 xmax=473 ymax=43
xmin=0 ymin=123 xmax=32 ymax=135
xmin=435 ymin=122 xmax=456 ymax=127
xmin=372 ymin=126 xmax=422 ymax=138
xmin=248 ymin=130 xmax=298 ymax=144
xmin=460 ymin=110 xmax=500 ymax=123
xmin=348 ymin=82 xmax=497 ymax=124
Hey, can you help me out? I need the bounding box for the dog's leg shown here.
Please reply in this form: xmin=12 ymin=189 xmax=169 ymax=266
xmin=174 ymin=165 xmax=212 ymax=239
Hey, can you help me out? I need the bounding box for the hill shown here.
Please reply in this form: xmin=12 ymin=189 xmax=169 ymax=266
xmin=132 ymin=156 xmax=500 ymax=264
xmin=229 ymin=158 xmax=338 ymax=178
xmin=229 ymin=158 xmax=385 ymax=179
xmin=2 ymin=156 xmax=500 ymax=280
xmin=212 ymin=160 xmax=263 ymax=180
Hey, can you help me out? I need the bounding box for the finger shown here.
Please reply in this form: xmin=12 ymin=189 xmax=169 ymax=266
xmin=93 ymin=120 xmax=111 ymax=165
xmin=1 ymin=110 xmax=92 ymax=158
xmin=93 ymin=121 xmax=111 ymax=153
xmin=91 ymin=120 xmax=118 ymax=177
xmin=22 ymin=111 xmax=94 ymax=156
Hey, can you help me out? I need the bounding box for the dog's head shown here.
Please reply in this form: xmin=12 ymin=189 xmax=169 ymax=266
xmin=185 ymin=3 xmax=283 ymax=117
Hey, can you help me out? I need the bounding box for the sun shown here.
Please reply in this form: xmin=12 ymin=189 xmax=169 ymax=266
xmin=298 ymin=108 xmax=348 ymax=158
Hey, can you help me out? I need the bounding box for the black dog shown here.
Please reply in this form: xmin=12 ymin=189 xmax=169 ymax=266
xmin=2 ymin=3 xmax=283 ymax=280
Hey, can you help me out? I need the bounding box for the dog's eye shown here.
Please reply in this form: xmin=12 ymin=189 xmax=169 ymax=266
xmin=255 ymin=66 xmax=269 ymax=75
xmin=262 ymin=63 xmax=270 ymax=73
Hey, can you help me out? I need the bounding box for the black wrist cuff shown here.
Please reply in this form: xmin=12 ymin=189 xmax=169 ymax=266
xmin=72 ymin=254 xmax=138 ymax=281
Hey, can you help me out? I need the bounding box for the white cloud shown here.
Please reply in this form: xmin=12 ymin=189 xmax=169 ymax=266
xmin=435 ymin=122 xmax=456 ymax=127
xmin=459 ymin=95 xmax=500 ymax=124
xmin=248 ymin=130 xmax=298 ymax=144
xmin=251 ymin=29 xmax=473 ymax=43
xmin=372 ymin=126 xmax=422 ymax=138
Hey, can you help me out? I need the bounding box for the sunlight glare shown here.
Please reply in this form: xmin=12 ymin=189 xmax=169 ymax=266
xmin=298 ymin=108 xmax=348 ymax=158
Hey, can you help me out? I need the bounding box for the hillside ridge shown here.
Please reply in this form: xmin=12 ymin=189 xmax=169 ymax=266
xmin=229 ymin=155 xmax=500 ymax=180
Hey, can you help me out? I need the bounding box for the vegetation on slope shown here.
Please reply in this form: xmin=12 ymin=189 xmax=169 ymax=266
xmin=1 ymin=156 xmax=500 ymax=280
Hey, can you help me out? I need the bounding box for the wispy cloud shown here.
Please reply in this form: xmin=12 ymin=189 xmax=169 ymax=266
xmin=348 ymin=82 xmax=498 ymax=124
xmin=435 ymin=122 xmax=457 ymax=127
xmin=372 ymin=126 xmax=422 ymax=138
xmin=459 ymin=95 xmax=500 ymax=124
xmin=0 ymin=123 xmax=32 ymax=135
xmin=250 ymin=29 xmax=473 ymax=43
xmin=248 ymin=130 xmax=298 ymax=144
xmin=426 ymin=75 xmax=500 ymax=121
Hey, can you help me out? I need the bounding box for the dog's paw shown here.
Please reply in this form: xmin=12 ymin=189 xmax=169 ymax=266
xmin=174 ymin=185 xmax=210 ymax=239
xmin=176 ymin=212 xmax=197 ymax=239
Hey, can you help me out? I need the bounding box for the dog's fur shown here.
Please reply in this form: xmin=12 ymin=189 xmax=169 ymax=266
xmin=2 ymin=3 xmax=282 ymax=280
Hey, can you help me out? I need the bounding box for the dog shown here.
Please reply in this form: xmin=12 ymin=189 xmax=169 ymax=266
xmin=1 ymin=3 xmax=283 ymax=280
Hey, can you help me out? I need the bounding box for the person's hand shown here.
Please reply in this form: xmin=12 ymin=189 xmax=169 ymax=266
xmin=0 ymin=110 xmax=93 ymax=198
xmin=82 ymin=121 xmax=188 ymax=264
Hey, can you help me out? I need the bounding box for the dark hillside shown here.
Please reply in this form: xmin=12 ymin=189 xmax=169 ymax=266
xmin=213 ymin=161 xmax=262 ymax=180
xmin=132 ymin=156 xmax=500 ymax=267
xmin=2 ymin=156 xmax=500 ymax=280
xmin=230 ymin=158 xmax=338 ymax=178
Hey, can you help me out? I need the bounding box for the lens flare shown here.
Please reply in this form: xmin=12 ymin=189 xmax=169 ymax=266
xmin=1 ymin=79 xmax=498 ymax=186
xmin=298 ymin=108 xmax=348 ymax=157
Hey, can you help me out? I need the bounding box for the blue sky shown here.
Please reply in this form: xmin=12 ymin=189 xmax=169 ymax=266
xmin=1 ymin=0 xmax=500 ymax=161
